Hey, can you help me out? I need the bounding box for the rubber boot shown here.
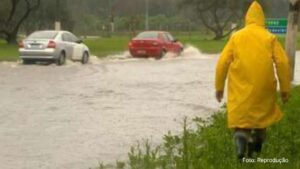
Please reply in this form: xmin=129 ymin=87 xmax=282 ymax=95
xmin=252 ymin=129 xmax=266 ymax=154
xmin=234 ymin=132 xmax=248 ymax=161
xmin=247 ymin=141 xmax=255 ymax=158
xmin=254 ymin=141 xmax=263 ymax=153
xmin=248 ymin=129 xmax=265 ymax=157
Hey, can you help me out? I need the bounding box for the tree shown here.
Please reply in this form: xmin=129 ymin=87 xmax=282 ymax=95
xmin=0 ymin=0 xmax=41 ymax=44
xmin=22 ymin=0 xmax=74 ymax=35
xmin=181 ymin=0 xmax=248 ymax=40
xmin=285 ymin=0 xmax=300 ymax=80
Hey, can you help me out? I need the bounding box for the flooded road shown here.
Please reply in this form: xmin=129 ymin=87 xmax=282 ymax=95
xmin=0 ymin=49 xmax=299 ymax=169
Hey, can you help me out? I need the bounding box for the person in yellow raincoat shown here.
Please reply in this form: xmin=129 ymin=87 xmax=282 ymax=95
xmin=215 ymin=1 xmax=291 ymax=160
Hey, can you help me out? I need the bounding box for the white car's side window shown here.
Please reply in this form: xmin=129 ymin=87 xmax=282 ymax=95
xmin=167 ymin=33 xmax=174 ymax=42
xmin=70 ymin=34 xmax=79 ymax=43
xmin=62 ymin=33 xmax=68 ymax=42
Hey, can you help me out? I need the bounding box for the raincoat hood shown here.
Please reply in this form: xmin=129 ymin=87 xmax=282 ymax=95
xmin=245 ymin=1 xmax=265 ymax=26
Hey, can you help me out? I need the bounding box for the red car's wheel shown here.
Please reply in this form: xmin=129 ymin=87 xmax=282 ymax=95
xmin=178 ymin=47 xmax=184 ymax=56
xmin=156 ymin=49 xmax=166 ymax=60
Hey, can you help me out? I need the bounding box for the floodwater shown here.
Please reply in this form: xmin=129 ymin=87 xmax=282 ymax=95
xmin=0 ymin=48 xmax=299 ymax=169
xmin=0 ymin=46 xmax=219 ymax=169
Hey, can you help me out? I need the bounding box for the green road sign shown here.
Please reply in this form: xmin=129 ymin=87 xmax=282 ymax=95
xmin=266 ymin=18 xmax=287 ymax=27
xmin=266 ymin=18 xmax=287 ymax=34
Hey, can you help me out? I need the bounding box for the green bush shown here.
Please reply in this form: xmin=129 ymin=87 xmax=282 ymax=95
xmin=126 ymin=86 xmax=300 ymax=169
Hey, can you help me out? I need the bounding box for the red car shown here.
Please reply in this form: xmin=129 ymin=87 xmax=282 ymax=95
xmin=128 ymin=31 xmax=183 ymax=59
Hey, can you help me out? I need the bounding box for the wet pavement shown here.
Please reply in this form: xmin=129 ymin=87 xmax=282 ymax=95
xmin=0 ymin=48 xmax=299 ymax=169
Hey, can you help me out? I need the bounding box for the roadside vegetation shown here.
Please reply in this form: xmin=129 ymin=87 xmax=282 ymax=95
xmin=84 ymin=36 xmax=130 ymax=58
xmin=0 ymin=33 xmax=300 ymax=61
xmin=0 ymin=40 xmax=19 ymax=61
xmin=97 ymin=86 xmax=300 ymax=169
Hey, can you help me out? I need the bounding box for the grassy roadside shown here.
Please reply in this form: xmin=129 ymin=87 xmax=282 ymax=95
xmin=0 ymin=33 xmax=300 ymax=61
xmin=0 ymin=40 xmax=19 ymax=61
xmin=109 ymin=86 xmax=299 ymax=169
xmin=83 ymin=36 xmax=130 ymax=58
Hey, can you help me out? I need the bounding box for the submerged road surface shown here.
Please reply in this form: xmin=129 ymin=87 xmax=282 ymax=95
xmin=0 ymin=48 xmax=299 ymax=169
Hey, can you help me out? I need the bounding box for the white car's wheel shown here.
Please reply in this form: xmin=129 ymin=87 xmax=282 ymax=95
xmin=56 ymin=52 xmax=66 ymax=66
xmin=81 ymin=52 xmax=89 ymax=64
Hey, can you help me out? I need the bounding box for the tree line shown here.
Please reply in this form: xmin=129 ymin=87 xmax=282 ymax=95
xmin=0 ymin=0 xmax=290 ymax=44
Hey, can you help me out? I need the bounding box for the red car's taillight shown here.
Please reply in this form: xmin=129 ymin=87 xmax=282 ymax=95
xmin=47 ymin=40 xmax=56 ymax=48
xmin=18 ymin=41 xmax=24 ymax=48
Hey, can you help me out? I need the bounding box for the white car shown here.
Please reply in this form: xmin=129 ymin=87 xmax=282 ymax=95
xmin=19 ymin=30 xmax=90 ymax=65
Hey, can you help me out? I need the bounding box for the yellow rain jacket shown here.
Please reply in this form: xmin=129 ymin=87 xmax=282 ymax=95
xmin=215 ymin=2 xmax=291 ymax=129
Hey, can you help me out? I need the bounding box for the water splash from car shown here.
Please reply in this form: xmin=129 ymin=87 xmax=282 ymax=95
xmin=180 ymin=45 xmax=212 ymax=59
xmin=91 ymin=45 xmax=213 ymax=62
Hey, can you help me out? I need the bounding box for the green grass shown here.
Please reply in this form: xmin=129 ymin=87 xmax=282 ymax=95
xmin=122 ymin=86 xmax=300 ymax=169
xmin=0 ymin=32 xmax=300 ymax=61
xmin=0 ymin=40 xmax=19 ymax=61
xmin=83 ymin=36 xmax=130 ymax=58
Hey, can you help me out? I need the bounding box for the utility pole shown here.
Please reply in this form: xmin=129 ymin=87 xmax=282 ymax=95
xmin=55 ymin=0 xmax=61 ymax=30
xmin=108 ymin=0 xmax=116 ymax=33
xmin=145 ymin=0 xmax=149 ymax=30
xmin=285 ymin=0 xmax=300 ymax=81
xmin=109 ymin=0 xmax=115 ymax=33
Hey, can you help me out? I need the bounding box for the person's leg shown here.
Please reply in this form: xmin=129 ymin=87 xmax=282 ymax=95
xmin=234 ymin=128 xmax=251 ymax=160
xmin=248 ymin=128 xmax=266 ymax=157
xmin=253 ymin=129 xmax=266 ymax=153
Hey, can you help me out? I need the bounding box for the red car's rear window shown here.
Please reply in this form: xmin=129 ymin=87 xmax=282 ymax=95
xmin=135 ymin=32 xmax=159 ymax=39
